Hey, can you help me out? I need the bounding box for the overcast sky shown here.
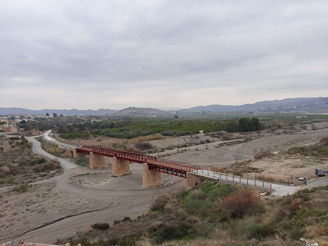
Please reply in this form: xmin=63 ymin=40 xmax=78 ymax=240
xmin=0 ymin=0 xmax=327 ymax=110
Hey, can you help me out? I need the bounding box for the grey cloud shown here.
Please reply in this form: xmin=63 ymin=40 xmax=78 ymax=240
xmin=0 ymin=0 xmax=327 ymax=109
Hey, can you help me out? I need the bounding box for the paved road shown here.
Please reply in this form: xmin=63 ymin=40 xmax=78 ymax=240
xmin=307 ymin=176 xmax=328 ymax=188
xmin=26 ymin=136 xmax=77 ymax=169
xmin=44 ymin=130 xmax=77 ymax=148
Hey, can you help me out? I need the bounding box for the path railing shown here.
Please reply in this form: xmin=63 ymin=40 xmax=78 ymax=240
xmin=194 ymin=169 xmax=273 ymax=190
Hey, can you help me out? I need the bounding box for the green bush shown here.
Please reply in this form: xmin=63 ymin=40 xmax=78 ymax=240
xmin=153 ymin=222 xmax=195 ymax=244
xmin=184 ymin=197 xmax=214 ymax=218
xmin=0 ymin=176 xmax=15 ymax=184
xmin=203 ymin=184 xmax=237 ymax=201
xmin=248 ymin=224 xmax=275 ymax=239
xmin=91 ymin=223 xmax=110 ymax=230
xmin=117 ymin=236 xmax=136 ymax=246
xmin=12 ymin=183 xmax=28 ymax=193
xmin=37 ymin=158 xmax=46 ymax=164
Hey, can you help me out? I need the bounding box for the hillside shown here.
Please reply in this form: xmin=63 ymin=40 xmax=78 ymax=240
xmin=178 ymin=97 xmax=328 ymax=114
xmin=113 ymin=107 xmax=172 ymax=117
xmin=1 ymin=97 xmax=328 ymax=116
xmin=60 ymin=182 xmax=328 ymax=245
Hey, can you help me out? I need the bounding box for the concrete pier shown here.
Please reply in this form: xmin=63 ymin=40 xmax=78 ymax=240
xmin=143 ymin=163 xmax=162 ymax=188
xmin=90 ymin=152 xmax=106 ymax=169
xmin=112 ymin=157 xmax=130 ymax=176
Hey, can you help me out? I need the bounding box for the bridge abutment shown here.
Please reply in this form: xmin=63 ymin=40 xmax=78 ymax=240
xmin=143 ymin=163 xmax=162 ymax=187
xmin=186 ymin=172 xmax=203 ymax=190
xmin=90 ymin=152 xmax=107 ymax=169
xmin=112 ymin=157 xmax=130 ymax=176
xmin=70 ymin=148 xmax=80 ymax=158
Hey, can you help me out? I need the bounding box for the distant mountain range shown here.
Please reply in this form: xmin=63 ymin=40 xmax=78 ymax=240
xmin=1 ymin=97 xmax=328 ymax=116
xmin=177 ymin=97 xmax=328 ymax=114
xmin=0 ymin=108 xmax=117 ymax=116
xmin=114 ymin=107 xmax=171 ymax=117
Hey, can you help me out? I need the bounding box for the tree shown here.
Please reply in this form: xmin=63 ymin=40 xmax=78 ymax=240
xmin=239 ymin=117 xmax=261 ymax=132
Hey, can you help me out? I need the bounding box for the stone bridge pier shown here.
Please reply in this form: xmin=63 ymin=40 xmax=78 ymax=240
xmin=112 ymin=157 xmax=130 ymax=176
xmin=90 ymin=152 xmax=107 ymax=169
xmin=143 ymin=163 xmax=162 ymax=187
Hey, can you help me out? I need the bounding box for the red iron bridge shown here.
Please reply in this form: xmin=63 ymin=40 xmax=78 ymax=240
xmin=76 ymin=146 xmax=201 ymax=178
xmin=74 ymin=146 xmax=272 ymax=190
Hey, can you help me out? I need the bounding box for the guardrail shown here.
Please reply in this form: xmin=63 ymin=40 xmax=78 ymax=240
xmin=194 ymin=170 xmax=273 ymax=190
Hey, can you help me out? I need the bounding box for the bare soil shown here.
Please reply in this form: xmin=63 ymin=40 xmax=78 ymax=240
xmin=0 ymin=165 xmax=184 ymax=244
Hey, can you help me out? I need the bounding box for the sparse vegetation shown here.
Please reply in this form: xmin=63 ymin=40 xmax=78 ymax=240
xmin=61 ymin=183 xmax=328 ymax=245
xmin=36 ymin=137 xmax=68 ymax=157
xmin=75 ymin=157 xmax=89 ymax=167
xmin=254 ymin=151 xmax=273 ymax=160
xmin=12 ymin=183 xmax=29 ymax=193
xmin=0 ymin=136 xmax=62 ymax=186
xmin=287 ymin=136 xmax=328 ymax=158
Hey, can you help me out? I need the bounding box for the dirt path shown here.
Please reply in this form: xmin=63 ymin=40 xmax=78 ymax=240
xmin=12 ymin=167 xmax=184 ymax=243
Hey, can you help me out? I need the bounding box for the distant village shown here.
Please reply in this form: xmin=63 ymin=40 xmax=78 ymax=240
xmin=0 ymin=114 xmax=52 ymax=133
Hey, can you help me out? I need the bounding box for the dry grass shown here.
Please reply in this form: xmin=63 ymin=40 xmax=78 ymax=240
xmin=254 ymin=151 xmax=273 ymax=160
xmin=304 ymin=225 xmax=328 ymax=238
xmin=317 ymin=238 xmax=328 ymax=246
xmin=128 ymin=134 xmax=164 ymax=145
xmin=37 ymin=137 xmax=68 ymax=157
xmin=256 ymin=173 xmax=292 ymax=184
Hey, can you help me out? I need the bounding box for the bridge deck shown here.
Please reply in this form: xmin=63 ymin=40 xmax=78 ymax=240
xmin=76 ymin=146 xmax=201 ymax=177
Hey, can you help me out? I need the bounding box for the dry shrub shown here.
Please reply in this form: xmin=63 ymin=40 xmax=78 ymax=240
xmin=129 ymin=134 xmax=164 ymax=144
xmin=189 ymin=189 xmax=207 ymax=200
xmin=256 ymin=174 xmax=275 ymax=182
xmin=151 ymin=196 xmax=169 ymax=211
xmin=254 ymin=151 xmax=273 ymax=160
xmin=320 ymin=136 xmax=328 ymax=146
xmin=127 ymin=146 xmax=138 ymax=152
xmin=273 ymin=206 xmax=290 ymax=223
xmin=304 ymin=225 xmax=328 ymax=238
xmin=0 ymin=165 xmax=10 ymax=174
xmin=135 ymin=142 xmax=153 ymax=151
xmin=317 ymin=239 xmax=328 ymax=246
xmin=62 ymin=149 xmax=73 ymax=158
xmin=289 ymin=198 xmax=304 ymax=213
xmin=184 ymin=239 xmax=228 ymax=246
xmin=210 ymin=167 xmax=227 ymax=173
xmin=222 ymin=189 xmax=259 ymax=218
xmin=256 ymin=174 xmax=290 ymax=184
